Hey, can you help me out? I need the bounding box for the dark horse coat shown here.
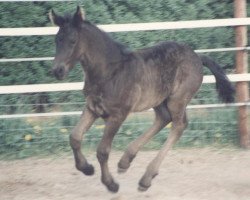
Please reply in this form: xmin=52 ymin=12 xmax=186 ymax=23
xmin=50 ymin=7 xmax=234 ymax=193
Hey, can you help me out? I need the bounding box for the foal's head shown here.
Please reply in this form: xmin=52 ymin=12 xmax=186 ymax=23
xmin=50 ymin=6 xmax=85 ymax=80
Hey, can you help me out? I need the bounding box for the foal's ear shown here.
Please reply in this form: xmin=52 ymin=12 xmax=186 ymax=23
xmin=73 ymin=6 xmax=85 ymax=27
xmin=49 ymin=9 xmax=64 ymax=27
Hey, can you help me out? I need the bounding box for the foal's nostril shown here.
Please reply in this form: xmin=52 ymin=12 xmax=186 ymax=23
xmin=53 ymin=66 xmax=65 ymax=80
xmin=58 ymin=67 xmax=64 ymax=76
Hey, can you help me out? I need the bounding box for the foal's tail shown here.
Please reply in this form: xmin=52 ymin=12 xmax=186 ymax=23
xmin=200 ymin=55 xmax=235 ymax=103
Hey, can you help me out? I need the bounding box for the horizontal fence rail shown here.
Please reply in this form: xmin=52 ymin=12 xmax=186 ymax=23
xmin=1 ymin=74 xmax=250 ymax=94
xmin=1 ymin=47 xmax=249 ymax=63
xmin=0 ymin=18 xmax=250 ymax=36
xmin=1 ymin=102 xmax=250 ymax=119
xmin=0 ymin=57 xmax=54 ymax=62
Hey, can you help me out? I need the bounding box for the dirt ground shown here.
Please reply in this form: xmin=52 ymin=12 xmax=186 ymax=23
xmin=0 ymin=148 xmax=250 ymax=200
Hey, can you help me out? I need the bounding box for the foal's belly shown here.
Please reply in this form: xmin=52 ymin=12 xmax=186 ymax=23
xmin=130 ymin=84 xmax=168 ymax=112
xmin=131 ymin=99 xmax=165 ymax=112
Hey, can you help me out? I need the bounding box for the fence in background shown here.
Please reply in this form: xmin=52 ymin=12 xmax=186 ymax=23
xmin=0 ymin=16 xmax=250 ymax=158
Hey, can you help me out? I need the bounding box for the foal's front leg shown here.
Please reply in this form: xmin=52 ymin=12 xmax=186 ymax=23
xmin=97 ymin=115 xmax=126 ymax=193
xmin=70 ymin=108 xmax=97 ymax=175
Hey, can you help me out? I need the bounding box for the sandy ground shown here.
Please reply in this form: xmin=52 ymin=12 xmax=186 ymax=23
xmin=0 ymin=148 xmax=250 ymax=200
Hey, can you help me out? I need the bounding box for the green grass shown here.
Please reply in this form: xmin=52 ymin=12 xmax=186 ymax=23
xmin=0 ymin=107 xmax=240 ymax=160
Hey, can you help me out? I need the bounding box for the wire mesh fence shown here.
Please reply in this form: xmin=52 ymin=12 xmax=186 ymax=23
xmin=1 ymin=84 xmax=248 ymax=159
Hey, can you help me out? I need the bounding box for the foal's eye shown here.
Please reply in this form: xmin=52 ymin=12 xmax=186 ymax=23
xmin=70 ymin=39 xmax=76 ymax=45
xmin=56 ymin=35 xmax=63 ymax=43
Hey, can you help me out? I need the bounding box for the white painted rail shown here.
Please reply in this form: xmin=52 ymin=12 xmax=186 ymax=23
xmin=0 ymin=18 xmax=250 ymax=36
xmin=0 ymin=57 xmax=54 ymax=62
xmin=1 ymin=102 xmax=250 ymax=119
xmin=0 ymin=74 xmax=250 ymax=94
xmin=0 ymin=47 xmax=249 ymax=63
xmin=0 ymin=82 xmax=84 ymax=94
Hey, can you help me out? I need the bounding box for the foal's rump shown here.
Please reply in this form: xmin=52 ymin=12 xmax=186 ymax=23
xmin=135 ymin=41 xmax=234 ymax=109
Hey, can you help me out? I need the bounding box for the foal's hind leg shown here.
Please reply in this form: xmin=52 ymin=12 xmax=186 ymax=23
xmin=70 ymin=108 xmax=97 ymax=175
xmin=118 ymin=104 xmax=171 ymax=173
xmin=138 ymin=99 xmax=189 ymax=191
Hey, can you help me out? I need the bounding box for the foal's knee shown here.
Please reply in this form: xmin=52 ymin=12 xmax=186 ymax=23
xmin=97 ymin=146 xmax=110 ymax=163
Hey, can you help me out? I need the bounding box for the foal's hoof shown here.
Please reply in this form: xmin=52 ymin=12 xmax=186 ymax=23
xmin=117 ymin=166 xmax=128 ymax=174
xmin=117 ymin=161 xmax=130 ymax=174
xmin=138 ymin=173 xmax=158 ymax=192
xmin=107 ymin=182 xmax=119 ymax=193
xmin=82 ymin=164 xmax=94 ymax=176
xmin=138 ymin=182 xmax=150 ymax=192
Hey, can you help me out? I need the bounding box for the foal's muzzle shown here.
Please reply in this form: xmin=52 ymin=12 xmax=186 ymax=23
xmin=52 ymin=66 xmax=66 ymax=80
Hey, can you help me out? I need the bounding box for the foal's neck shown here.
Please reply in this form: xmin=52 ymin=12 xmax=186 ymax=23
xmin=79 ymin=24 xmax=127 ymax=80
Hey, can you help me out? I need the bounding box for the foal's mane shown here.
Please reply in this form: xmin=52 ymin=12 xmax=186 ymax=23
xmin=68 ymin=14 xmax=131 ymax=57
